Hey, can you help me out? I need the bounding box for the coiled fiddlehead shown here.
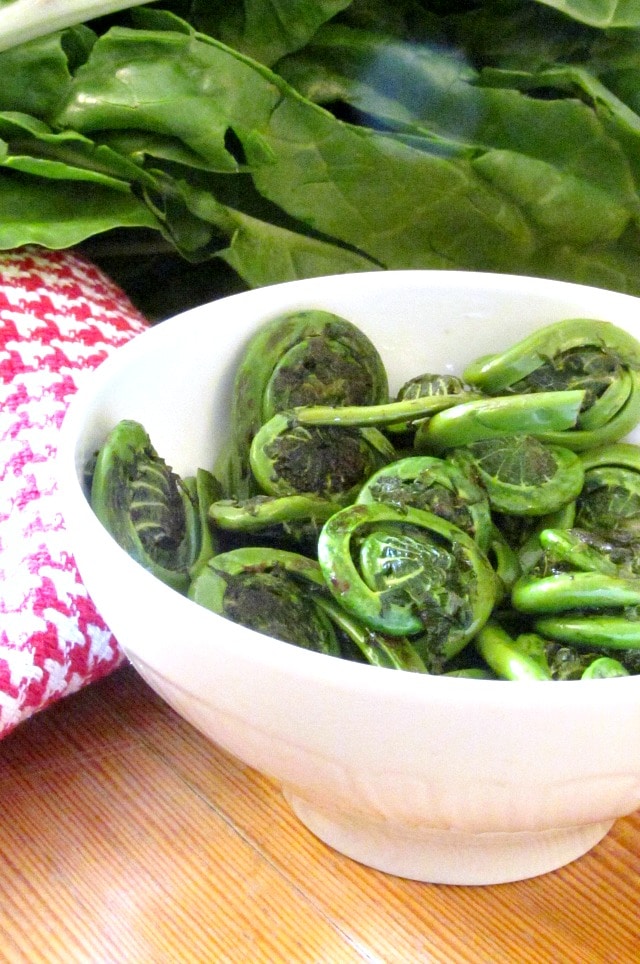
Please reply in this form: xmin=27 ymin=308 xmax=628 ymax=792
xmin=317 ymin=502 xmax=499 ymax=662
xmin=189 ymin=546 xmax=429 ymax=670
xmin=356 ymin=455 xmax=494 ymax=554
xmin=249 ymin=412 xmax=396 ymax=503
xmin=463 ymin=318 xmax=640 ymax=450
xmin=449 ymin=435 xmax=585 ymax=517
xmin=386 ymin=372 xmax=478 ymax=441
xmin=576 ymin=442 xmax=640 ymax=545
xmin=512 ymin=527 xmax=640 ymax=612
xmin=189 ymin=547 xmax=342 ymax=654
xmin=220 ymin=309 xmax=389 ymax=496
xmin=89 ymin=419 xmax=219 ymax=592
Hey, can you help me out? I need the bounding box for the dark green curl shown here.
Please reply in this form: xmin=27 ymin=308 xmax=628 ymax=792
xmin=89 ymin=419 xmax=218 ymax=593
xmin=449 ymin=435 xmax=584 ymax=517
xmin=317 ymin=502 xmax=499 ymax=660
xmin=576 ymin=443 xmax=640 ymax=544
xmin=249 ymin=412 xmax=396 ymax=503
xmin=221 ymin=310 xmax=388 ymax=496
xmin=356 ymin=455 xmax=494 ymax=554
xmin=189 ymin=547 xmax=342 ymax=655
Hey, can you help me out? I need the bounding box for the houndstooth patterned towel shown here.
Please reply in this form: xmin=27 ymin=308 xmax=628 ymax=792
xmin=0 ymin=247 xmax=149 ymax=737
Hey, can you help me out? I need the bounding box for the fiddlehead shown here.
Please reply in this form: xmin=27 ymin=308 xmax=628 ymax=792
xmin=317 ymin=502 xmax=499 ymax=661
xmin=463 ymin=318 xmax=640 ymax=450
xmin=474 ymin=621 xmax=630 ymax=680
xmin=89 ymin=419 xmax=219 ymax=592
xmin=415 ymin=389 xmax=584 ymax=452
xmin=249 ymin=412 xmax=396 ymax=503
xmin=474 ymin=622 xmax=552 ymax=681
xmin=356 ymin=455 xmax=494 ymax=554
xmin=221 ymin=310 xmax=389 ymax=496
xmin=449 ymin=435 xmax=585 ymax=517
xmin=189 ymin=547 xmax=342 ymax=654
xmin=512 ymin=527 xmax=640 ymax=611
xmin=575 ymin=442 xmax=640 ymax=544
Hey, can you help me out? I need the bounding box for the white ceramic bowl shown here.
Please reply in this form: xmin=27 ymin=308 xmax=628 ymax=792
xmin=58 ymin=270 xmax=640 ymax=885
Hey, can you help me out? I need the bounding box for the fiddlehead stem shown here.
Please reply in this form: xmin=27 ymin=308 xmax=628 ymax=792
xmin=415 ymin=390 xmax=585 ymax=451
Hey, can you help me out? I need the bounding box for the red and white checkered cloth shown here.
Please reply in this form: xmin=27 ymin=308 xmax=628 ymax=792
xmin=0 ymin=247 xmax=149 ymax=737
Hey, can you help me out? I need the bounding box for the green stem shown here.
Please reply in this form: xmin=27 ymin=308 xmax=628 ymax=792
xmin=475 ymin=622 xmax=551 ymax=681
xmin=416 ymin=390 xmax=585 ymax=451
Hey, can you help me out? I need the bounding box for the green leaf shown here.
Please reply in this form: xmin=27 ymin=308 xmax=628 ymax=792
xmin=473 ymin=149 xmax=631 ymax=245
xmin=531 ymin=0 xmax=640 ymax=28
xmin=0 ymin=29 xmax=93 ymax=118
xmin=54 ymin=26 xmax=282 ymax=172
xmin=177 ymin=180 xmax=379 ymax=285
xmin=0 ymin=170 xmax=158 ymax=248
xmin=53 ymin=25 xmax=537 ymax=273
xmin=280 ymin=28 xmax=639 ymax=214
xmin=1 ymin=2 xmax=640 ymax=302
xmin=0 ymin=111 xmax=158 ymax=189
xmin=190 ymin=0 xmax=353 ymax=66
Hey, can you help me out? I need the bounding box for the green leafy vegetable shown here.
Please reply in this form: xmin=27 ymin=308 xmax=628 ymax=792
xmin=317 ymin=502 xmax=499 ymax=656
xmin=90 ymin=418 xmax=219 ymax=591
xmin=2 ymin=1 xmax=640 ymax=315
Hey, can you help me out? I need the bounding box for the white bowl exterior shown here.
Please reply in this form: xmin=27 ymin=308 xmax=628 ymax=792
xmin=59 ymin=271 xmax=640 ymax=879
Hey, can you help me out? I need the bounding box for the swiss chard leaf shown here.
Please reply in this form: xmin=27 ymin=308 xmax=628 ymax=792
xmin=177 ymin=179 xmax=378 ymax=286
xmin=0 ymin=28 xmax=95 ymax=118
xmin=50 ymin=26 xmax=536 ymax=272
xmin=1 ymin=0 xmax=640 ymax=309
xmin=531 ymin=0 xmax=640 ymax=28
xmin=0 ymin=168 xmax=158 ymax=248
xmin=188 ymin=0 xmax=353 ymax=66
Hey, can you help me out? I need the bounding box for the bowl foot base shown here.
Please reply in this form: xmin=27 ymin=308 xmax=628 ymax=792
xmin=285 ymin=792 xmax=614 ymax=885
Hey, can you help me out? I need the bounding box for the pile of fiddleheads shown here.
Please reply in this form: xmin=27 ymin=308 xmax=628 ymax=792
xmin=88 ymin=311 xmax=640 ymax=679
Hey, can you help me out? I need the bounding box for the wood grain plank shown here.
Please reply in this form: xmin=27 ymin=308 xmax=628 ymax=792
xmin=1 ymin=666 xmax=638 ymax=964
xmin=0 ymin=674 xmax=368 ymax=963
xmin=90 ymin=667 xmax=640 ymax=964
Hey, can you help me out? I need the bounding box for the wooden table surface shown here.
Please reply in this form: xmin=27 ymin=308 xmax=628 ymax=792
xmin=0 ymin=664 xmax=638 ymax=963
